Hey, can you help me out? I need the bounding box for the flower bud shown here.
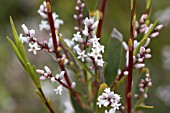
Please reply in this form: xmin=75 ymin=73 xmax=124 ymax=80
xmin=21 ymin=24 xmax=29 ymax=34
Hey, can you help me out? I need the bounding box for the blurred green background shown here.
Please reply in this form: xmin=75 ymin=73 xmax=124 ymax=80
xmin=0 ymin=0 xmax=170 ymax=113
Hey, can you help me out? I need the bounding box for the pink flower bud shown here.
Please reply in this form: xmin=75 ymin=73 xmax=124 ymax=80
xmin=140 ymin=46 xmax=145 ymax=53
xmin=155 ymin=24 xmax=163 ymax=30
xmin=44 ymin=66 xmax=51 ymax=75
xmin=145 ymin=54 xmax=152 ymax=59
xmin=40 ymin=76 xmax=46 ymax=80
xmin=36 ymin=69 xmax=44 ymax=75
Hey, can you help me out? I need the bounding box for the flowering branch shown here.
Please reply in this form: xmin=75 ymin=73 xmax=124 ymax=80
xmin=45 ymin=0 xmax=84 ymax=109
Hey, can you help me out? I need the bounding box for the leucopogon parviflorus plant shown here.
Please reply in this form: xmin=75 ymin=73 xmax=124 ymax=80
xmin=7 ymin=0 xmax=163 ymax=113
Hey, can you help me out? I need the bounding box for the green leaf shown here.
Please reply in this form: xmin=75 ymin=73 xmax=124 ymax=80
xmin=7 ymin=37 xmax=26 ymax=68
xmin=58 ymin=35 xmax=98 ymax=80
xmin=84 ymin=0 xmax=98 ymax=13
xmin=96 ymin=83 xmax=108 ymax=113
xmin=26 ymin=63 xmax=41 ymax=88
xmin=134 ymin=19 xmax=159 ymax=56
xmin=10 ymin=17 xmax=20 ymax=48
xmin=104 ymin=38 xmax=122 ymax=85
xmin=18 ymin=40 xmax=29 ymax=63
xmin=135 ymin=105 xmax=154 ymax=111
xmin=146 ymin=0 xmax=152 ymax=9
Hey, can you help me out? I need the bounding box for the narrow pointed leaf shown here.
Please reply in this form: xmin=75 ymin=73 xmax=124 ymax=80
xmin=84 ymin=0 xmax=98 ymax=13
xmin=10 ymin=17 xmax=20 ymax=48
xmin=58 ymin=35 xmax=98 ymax=80
xmin=135 ymin=105 xmax=154 ymax=111
xmin=26 ymin=63 xmax=41 ymax=87
xmin=104 ymin=37 xmax=122 ymax=85
xmin=7 ymin=37 xmax=26 ymax=68
xmin=134 ymin=19 xmax=159 ymax=56
xmin=18 ymin=40 xmax=29 ymax=63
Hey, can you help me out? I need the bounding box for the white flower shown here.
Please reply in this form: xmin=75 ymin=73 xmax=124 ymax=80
xmin=39 ymin=20 xmax=50 ymax=31
xmin=89 ymin=36 xmax=100 ymax=46
xmin=19 ymin=34 xmax=29 ymax=43
xmin=28 ymin=42 xmax=41 ymax=54
xmin=72 ymin=32 xmax=83 ymax=42
xmin=39 ymin=76 xmax=46 ymax=80
xmin=134 ymin=40 xmax=139 ymax=49
xmin=111 ymin=102 xmax=121 ymax=111
xmin=124 ymin=71 xmax=129 ymax=76
xmin=93 ymin=43 xmax=104 ymax=53
xmin=83 ymin=26 xmax=89 ymax=36
xmin=105 ymin=108 xmax=115 ymax=113
xmin=97 ymin=59 xmax=105 ymax=67
xmin=21 ymin=24 xmax=29 ymax=34
xmin=29 ymin=29 xmax=35 ymax=38
xmin=56 ymin=71 xmax=65 ymax=79
xmin=73 ymin=45 xmax=81 ymax=52
xmin=52 ymin=13 xmax=59 ymax=20
xmin=51 ymin=77 xmax=56 ymax=83
xmin=53 ymin=13 xmax=64 ymax=30
xmin=84 ymin=17 xmax=94 ymax=27
xmin=77 ymin=50 xmax=87 ymax=62
xmin=54 ymin=85 xmax=63 ymax=95
xmin=54 ymin=19 xmax=64 ymax=30
xmin=97 ymin=88 xmax=121 ymax=112
xmin=44 ymin=66 xmax=51 ymax=75
xmin=88 ymin=48 xmax=102 ymax=61
xmin=134 ymin=63 xmax=145 ymax=69
xmin=37 ymin=2 xmax=48 ymax=19
xmin=64 ymin=39 xmax=75 ymax=48
xmin=91 ymin=21 xmax=99 ymax=30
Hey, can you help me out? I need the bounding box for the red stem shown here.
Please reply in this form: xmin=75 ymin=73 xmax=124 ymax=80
xmin=96 ymin=0 xmax=107 ymax=41
xmin=126 ymin=0 xmax=136 ymax=113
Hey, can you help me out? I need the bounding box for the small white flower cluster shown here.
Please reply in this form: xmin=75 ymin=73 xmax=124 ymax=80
xmin=19 ymin=24 xmax=41 ymax=54
xmin=36 ymin=66 xmax=76 ymax=95
xmin=73 ymin=17 xmax=105 ymax=67
xmin=135 ymin=73 xmax=152 ymax=99
xmin=111 ymin=14 xmax=163 ymax=70
xmin=36 ymin=66 xmax=64 ymax=95
xmin=97 ymin=88 xmax=121 ymax=113
xmin=73 ymin=0 xmax=85 ymax=32
xmin=38 ymin=1 xmax=63 ymax=31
